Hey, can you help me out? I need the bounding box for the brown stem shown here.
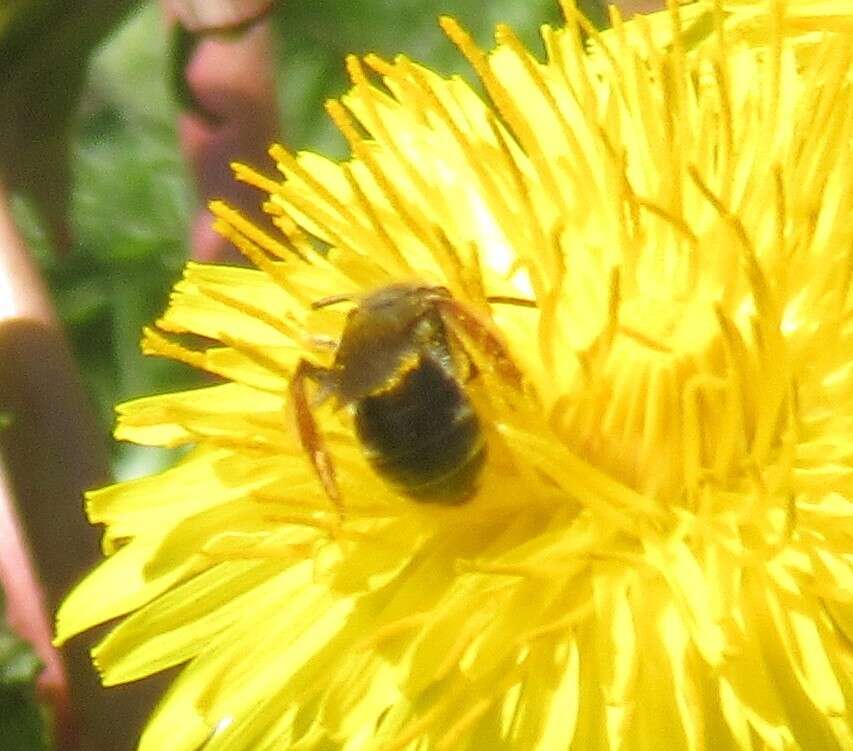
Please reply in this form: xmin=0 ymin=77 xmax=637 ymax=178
xmin=0 ymin=454 xmax=75 ymax=748
xmin=0 ymin=181 xmax=168 ymax=751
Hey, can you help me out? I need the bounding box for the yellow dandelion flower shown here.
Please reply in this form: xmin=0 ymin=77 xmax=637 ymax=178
xmin=599 ymin=0 xmax=853 ymax=62
xmin=56 ymin=1 xmax=853 ymax=749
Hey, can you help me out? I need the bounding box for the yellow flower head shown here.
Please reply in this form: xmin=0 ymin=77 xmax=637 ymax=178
xmin=57 ymin=1 xmax=853 ymax=749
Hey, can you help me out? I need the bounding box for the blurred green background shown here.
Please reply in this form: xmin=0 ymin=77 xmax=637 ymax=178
xmin=13 ymin=0 xmax=605 ymax=483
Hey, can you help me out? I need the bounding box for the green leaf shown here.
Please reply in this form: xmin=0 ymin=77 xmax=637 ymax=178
xmin=0 ymin=0 xmax=140 ymax=253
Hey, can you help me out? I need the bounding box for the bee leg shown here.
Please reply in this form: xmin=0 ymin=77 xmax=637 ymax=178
xmin=432 ymin=296 xmax=525 ymax=390
xmin=303 ymin=333 xmax=338 ymax=352
xmin=290 ymin=359 xmax=343 ymax=515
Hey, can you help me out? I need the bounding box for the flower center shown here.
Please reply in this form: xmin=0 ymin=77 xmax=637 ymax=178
xmin=551 ymin=281 xmax=786 ymax=508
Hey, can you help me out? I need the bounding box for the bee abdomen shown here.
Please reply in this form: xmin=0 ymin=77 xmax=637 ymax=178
xmin=354 ymin=357 xmax=485 ymax=503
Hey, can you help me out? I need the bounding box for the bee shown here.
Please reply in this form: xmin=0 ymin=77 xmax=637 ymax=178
xmin=290 ymin=283 xmax=531 ymax=508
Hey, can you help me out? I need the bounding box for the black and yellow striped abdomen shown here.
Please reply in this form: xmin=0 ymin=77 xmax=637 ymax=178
xmin=354 ymin=356 xmax=485 ymax=503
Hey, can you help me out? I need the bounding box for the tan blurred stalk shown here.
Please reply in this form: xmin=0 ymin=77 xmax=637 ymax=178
xmin=0 ymin=181 xmax=166 ymax=751
xmin=0 ymin=451 xmax=75 ymax=748
xmin=165 ymin=0 xmax=281 ymax=262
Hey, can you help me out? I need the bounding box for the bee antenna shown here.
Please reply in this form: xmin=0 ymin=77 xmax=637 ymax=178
xmin=485 ymin=295 xmax=537 ymax=308
xmin=312 ymin=293 xmax=356 ymax=310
